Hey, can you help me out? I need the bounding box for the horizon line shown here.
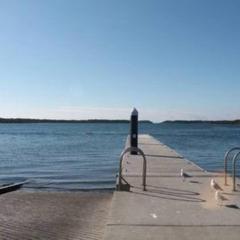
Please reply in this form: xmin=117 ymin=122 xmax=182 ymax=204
xmin=0 ymin=117 xmax=240 ymax=124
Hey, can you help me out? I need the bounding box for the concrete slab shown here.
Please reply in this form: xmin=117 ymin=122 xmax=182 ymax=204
xmin=104 ymin=135 xmax=240 ymax=240
xmin=108 ymin=179 xmax=240 ymax=226
xmin=105 ymin=226 xmax=240 ymax=240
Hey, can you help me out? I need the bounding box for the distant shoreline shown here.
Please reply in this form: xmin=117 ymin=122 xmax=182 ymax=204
xmin=0 ymin=118 xmax=152 ymax=124
xmin=0 ymin=118 xmax=240 ymax=124
xmin=162 ymin=120 xmax=240 ymax=124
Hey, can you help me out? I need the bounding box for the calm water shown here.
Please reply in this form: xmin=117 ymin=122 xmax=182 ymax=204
xmin=0 ymin=123 xmax=240 ymax=191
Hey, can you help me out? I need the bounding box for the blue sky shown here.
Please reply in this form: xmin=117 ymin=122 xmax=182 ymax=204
xmin=0 ymin=0 xmax=240 ymax=122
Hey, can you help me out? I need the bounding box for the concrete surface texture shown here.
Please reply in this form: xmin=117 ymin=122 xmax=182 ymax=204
xmin=104 ymin=134 xmax=240 ymax=240
xmin=0 ymin=191 xmax=112 ymax=240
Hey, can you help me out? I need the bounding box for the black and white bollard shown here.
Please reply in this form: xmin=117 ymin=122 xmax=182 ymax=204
xmin=130 ymin=108 xmax=138 ymax=155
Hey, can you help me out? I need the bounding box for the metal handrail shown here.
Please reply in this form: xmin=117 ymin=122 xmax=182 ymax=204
xmin=224 ymin=147 xmax=240 ymax=185
xmin=232 ymin=151 xmax=240 ymax=191
xmin=117 ymin=147 xmax=147 ymax=191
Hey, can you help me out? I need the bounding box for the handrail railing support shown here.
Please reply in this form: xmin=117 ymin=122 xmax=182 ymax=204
xmin=224 ymin=147 xmax=240 ymax=185
xmin=232 ymin=151 xmax=240 ymax=191
xmin=117 ymin=147 xmax=147 ymax=191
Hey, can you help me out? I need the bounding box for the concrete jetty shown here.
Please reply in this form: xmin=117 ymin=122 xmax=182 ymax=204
xmin=104 ymin=134 xmax=240 ymax=240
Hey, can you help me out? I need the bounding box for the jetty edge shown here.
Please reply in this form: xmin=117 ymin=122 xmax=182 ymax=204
xmin=103 ymin=134 xmax=240 ymax=240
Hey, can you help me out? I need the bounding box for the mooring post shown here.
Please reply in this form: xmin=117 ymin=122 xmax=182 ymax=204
xmin=130 ymin=108 xmax=138 ymax=155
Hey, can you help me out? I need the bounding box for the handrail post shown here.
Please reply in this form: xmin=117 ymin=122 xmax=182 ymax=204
xmin=117 ymin=146 xmax=147 ymax=191
xmin=232 ymin=151 xmax=240 ymax=191
xmin=224 ymin=147 xmax=240 ymax=185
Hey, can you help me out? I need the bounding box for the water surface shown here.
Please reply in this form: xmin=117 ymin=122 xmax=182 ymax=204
xmin=0 ymin=123 xmax=239 ymax=191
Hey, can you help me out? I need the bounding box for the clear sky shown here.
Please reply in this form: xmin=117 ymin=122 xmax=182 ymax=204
xmin=0 ymin=0 xmax=240 ymax=122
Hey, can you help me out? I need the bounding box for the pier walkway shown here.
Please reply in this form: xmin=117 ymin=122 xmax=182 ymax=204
xmin=104 ymin=134 xmax=240 ymax=240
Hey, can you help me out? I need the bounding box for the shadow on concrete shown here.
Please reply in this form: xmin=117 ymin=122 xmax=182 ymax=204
xmin=223 ymin=192 xmax=240 ymax=196
xmin=146 ymin=185 xmax=200 ymax=195
xmin=131 ymin=190 xmax=206 ymax=203
xmin=131 ymin=185 xmax=205 ymax=203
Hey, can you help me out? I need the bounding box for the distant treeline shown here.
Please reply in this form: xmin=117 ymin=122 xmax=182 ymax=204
xmin=0 ymin=118 xmax=153 ymax=124
xmin=162 ymin=120 xmax=240 ymax=124
xmin=1 ymin=118 xmax=239 ymax=124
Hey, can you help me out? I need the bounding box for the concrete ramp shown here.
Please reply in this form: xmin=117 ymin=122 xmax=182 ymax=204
xmin=104 ymin=135 xmax=240 ymax=240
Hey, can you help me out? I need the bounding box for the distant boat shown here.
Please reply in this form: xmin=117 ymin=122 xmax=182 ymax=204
xmin=0 ymin=181 xmax=27 ymax=194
